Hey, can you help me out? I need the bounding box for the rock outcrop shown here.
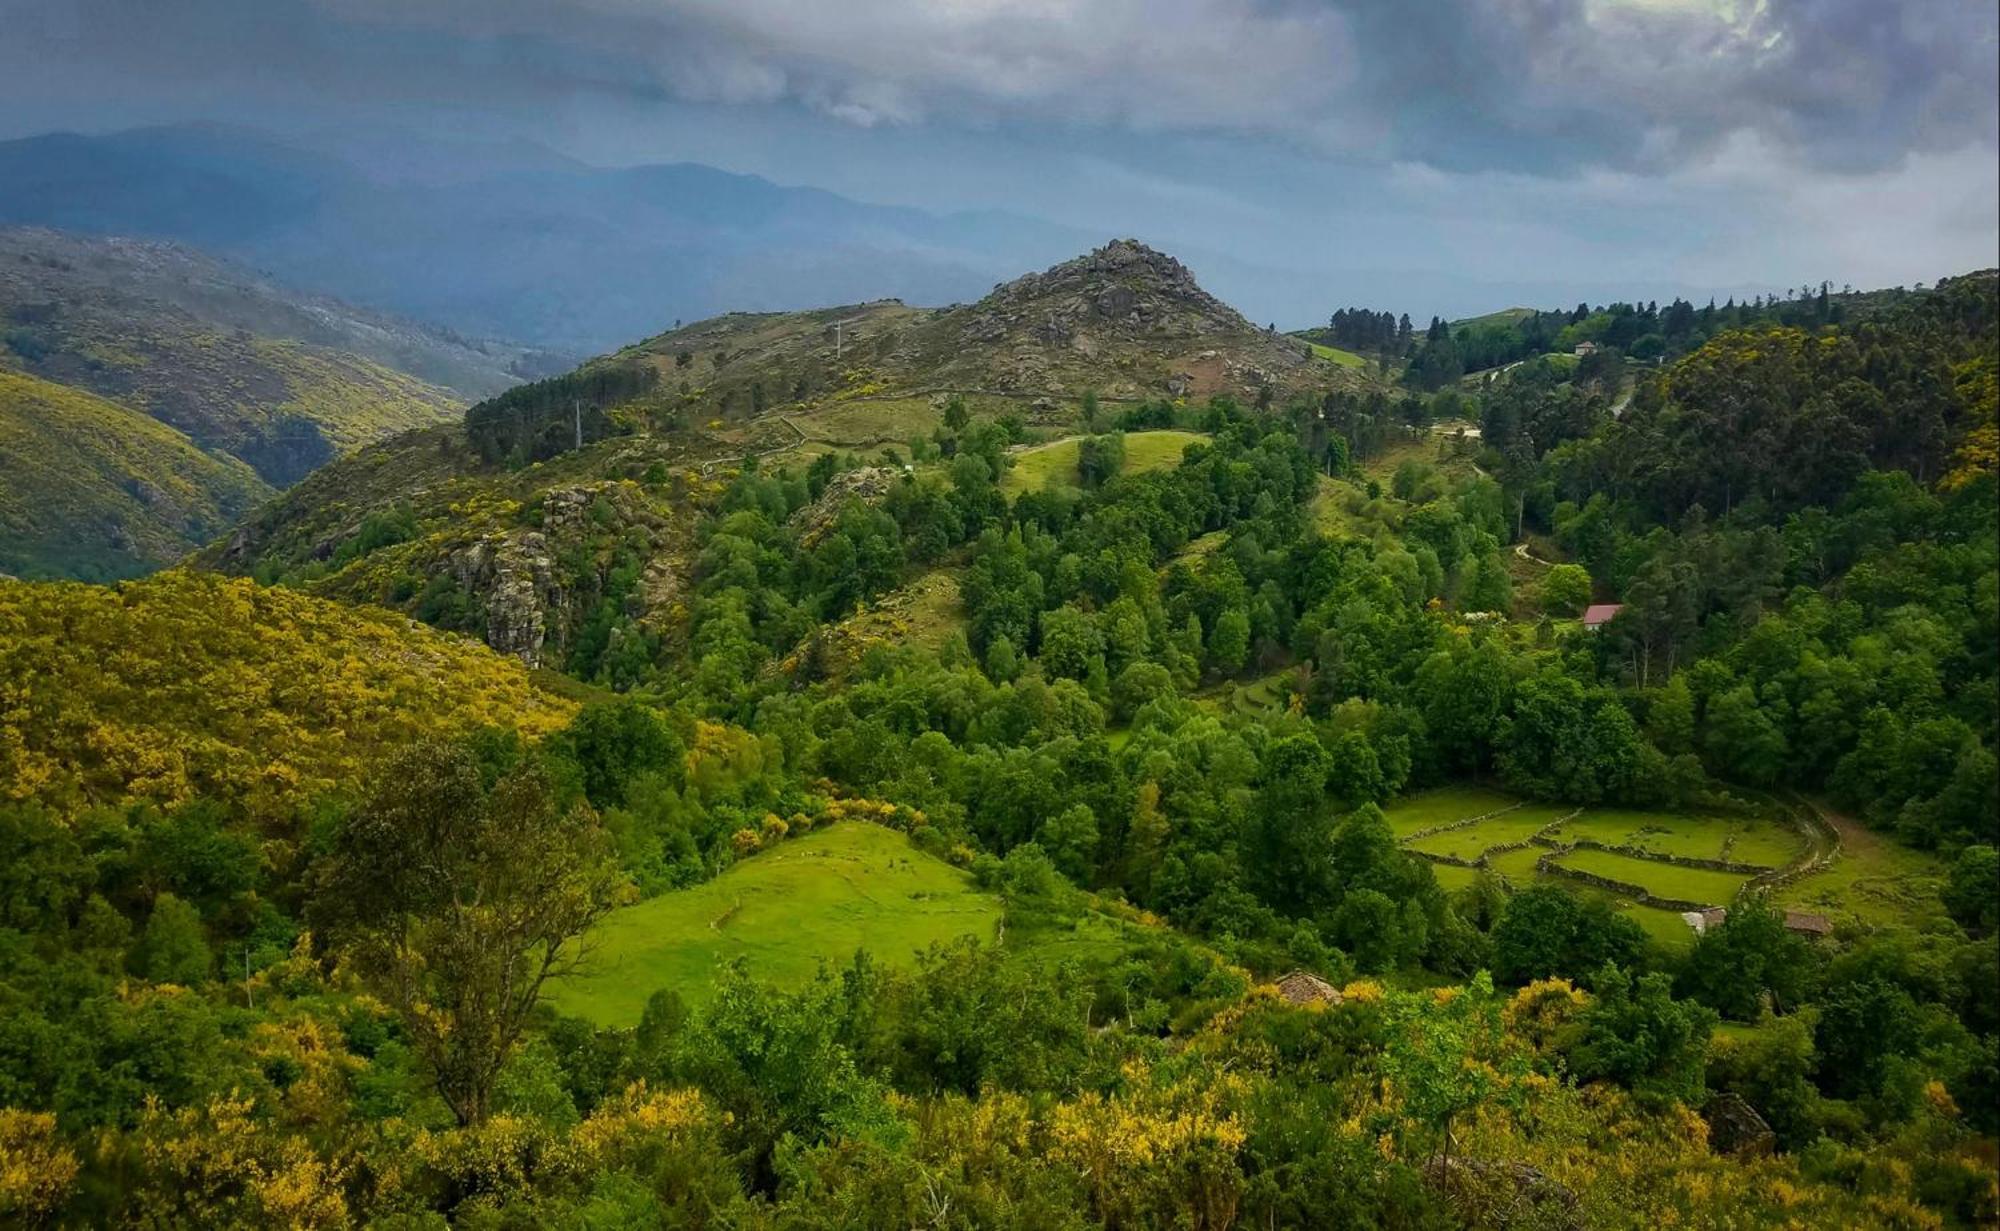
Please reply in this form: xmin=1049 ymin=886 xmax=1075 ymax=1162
xmin=1703 ymin=1092 xmax=1776 ymax=1157
xmin=908 ymin=239 xmax=1316 ymax=399
xmin=448 ymin=532 xmax=565 ymax=665
xmin=790 ymin=466 xmax=901 ymax=546
xmin=445 ymin=483 xmax=671 ymax=666
xmin=1422 ymin=1156 xmax=1581 ymax=1229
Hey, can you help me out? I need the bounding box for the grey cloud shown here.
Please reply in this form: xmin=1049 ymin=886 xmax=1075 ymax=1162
xmin=309 ymin=0 xmax=1995 ymax=173
xmin=3 ymin=0 xmax=1991 ymax=175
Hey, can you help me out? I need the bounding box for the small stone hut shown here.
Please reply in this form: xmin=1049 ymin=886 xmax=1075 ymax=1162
xmin=1276 ymin=970 xmax=1343 ymax=1006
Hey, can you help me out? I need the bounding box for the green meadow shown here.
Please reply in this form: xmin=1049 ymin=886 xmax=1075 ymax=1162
xmin=1000 ymin=429 xmax=1207 ymax=494
xmin=548 ymin=822 xmax=1001 ymax=1025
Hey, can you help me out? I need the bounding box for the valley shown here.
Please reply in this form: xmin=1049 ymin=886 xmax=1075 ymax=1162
xmin=3 ymin=7 xmax=1994 ymax=1222
xmin=0 ymin=233 xmax=1993 ymax=1229
xmin=0 ymin=226 xmax=556 ymax=578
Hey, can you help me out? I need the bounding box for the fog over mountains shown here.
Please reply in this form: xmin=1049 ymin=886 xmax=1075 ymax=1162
xmin=0 ymin=123 xmax=1818 ymax=356
xmin=0 ymin=124 xmax=1110 ymax=353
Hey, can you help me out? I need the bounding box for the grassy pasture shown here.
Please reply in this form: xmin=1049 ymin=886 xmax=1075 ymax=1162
xmin=1483 ymin=844 xmax=1548 ymax=887
xmin=1566 ymin=883 xmax=1704 ymax=948
xmin=1307 ymin=342 xmax=1369 ymax=368
xmin=789 ymin=397 xmax=937 ymax=449
xmin=1403 ymin=803 xmax=1573 ymax=861
xmin=1427 ymin=862 xmax=1481 ymax=892
xmin=1000 ymin=429 xmax=1206 ymax=494
xmin=1544 ymin=809 xmax=1804 ymax=869
xmin=1550 ymin=848 xmax=1751 ymax=906
xmin=1776 ymin=810 xmax=1949 ymax=928
xmin=1381 ymin=787 xmax=1522 ymax=839
xmin=547 ymin=823 xmax=1001 ymax=1025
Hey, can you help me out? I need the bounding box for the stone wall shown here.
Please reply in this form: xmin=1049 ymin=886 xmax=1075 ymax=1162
xmin=1405 ymin=801 xmax=1523 ymax=842
xmin=1532 ymin=853 xmax=1716 ymax=913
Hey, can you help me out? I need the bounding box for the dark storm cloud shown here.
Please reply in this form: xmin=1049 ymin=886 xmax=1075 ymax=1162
xmin=2 ymin=0 xmax=1992 ymax=175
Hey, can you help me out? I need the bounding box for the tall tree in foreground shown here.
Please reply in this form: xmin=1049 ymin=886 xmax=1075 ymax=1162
xmin=311 ymin=739 xmax=630 ymax=1124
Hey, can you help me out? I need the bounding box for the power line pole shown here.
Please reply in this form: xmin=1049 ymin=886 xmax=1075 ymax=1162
xmin=573 ymin=399 xmax=583 ymax=451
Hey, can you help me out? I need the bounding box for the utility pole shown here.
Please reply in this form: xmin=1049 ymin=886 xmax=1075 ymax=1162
xmin=835 ymin=321 xmax=844 ymax=362
xmin=573 ymin=399 xmax=583 ymax=450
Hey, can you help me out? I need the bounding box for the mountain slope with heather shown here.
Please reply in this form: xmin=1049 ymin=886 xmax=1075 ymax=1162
xmin=0 ymin=367 xmax=270 ymax=579
xmin=0 ymin=569 xmax=575 ymax=818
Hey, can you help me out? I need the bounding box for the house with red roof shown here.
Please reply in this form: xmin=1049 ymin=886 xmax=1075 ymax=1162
xmin=1580 ymin=603 xmax=1624 ymax=630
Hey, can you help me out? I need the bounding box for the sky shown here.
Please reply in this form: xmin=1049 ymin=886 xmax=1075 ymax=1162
xmin=2 ymin=0 xmax=1995 ymax=321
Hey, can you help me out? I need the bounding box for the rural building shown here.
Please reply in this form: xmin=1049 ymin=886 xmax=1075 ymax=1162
xmin=1574 ymin=340 xmax=1600 ymax=357
xmin=1276 ymin=970 xmax=1342 ymax=1006
xmin=1681 ymin=907 xmax=1729 ymax=936
xmin=1581 ymin=603 xmax=1624 ymax=630
xmin=1783 ymin=910 xmax=1834 ymax=939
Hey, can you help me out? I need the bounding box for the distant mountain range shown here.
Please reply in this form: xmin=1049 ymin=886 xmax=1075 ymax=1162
xmin=0 ymin=124 xmax=1110 ymax=355
xmin=0 ymin=225 xmax=536 ymax=578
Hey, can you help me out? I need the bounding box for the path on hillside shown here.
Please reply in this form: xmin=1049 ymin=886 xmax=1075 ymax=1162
xmin=1514 ymin=541 xmax=1555 ymax=567
xmin=1748 ymin=795 xmax=1846 ymax=894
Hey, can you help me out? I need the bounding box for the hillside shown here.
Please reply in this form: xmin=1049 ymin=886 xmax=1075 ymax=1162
xmin=0 ymin=570 xmax=575 ymax=820
xmin=615 ymin=239 xmax=1343 ymax=408
xmin=0 ymin=368 xmax=271 ymax=579
xmin=5 ymin=266 xmax=1996 ymax=1229
xmin=199 ymin=241 xmax=1374 ymax=667
xmin=0 ymin=227 xmax=520 ymax=486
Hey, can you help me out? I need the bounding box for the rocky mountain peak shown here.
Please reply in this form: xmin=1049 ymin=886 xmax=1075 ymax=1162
xmin=969 ymin=239 xmax=1250 ymax=338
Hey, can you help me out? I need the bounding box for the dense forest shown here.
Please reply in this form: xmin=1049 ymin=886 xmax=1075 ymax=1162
xmin=0 ymin=271 xmax=1995 ymax=1228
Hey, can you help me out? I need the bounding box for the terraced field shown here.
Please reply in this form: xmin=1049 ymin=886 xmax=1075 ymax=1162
xmin=1542 ymin=809 xmax=1804 ymax=868
xmin=1380 ymin=789 xmax=1821 ymax=947
xmin=1382 ymin=786 xmax=1522 ymax=839
xmin=1404 ymin=803 xmax=1572 ymax=861
xmin=1549 ymin=848 xmax=1755 ymax=906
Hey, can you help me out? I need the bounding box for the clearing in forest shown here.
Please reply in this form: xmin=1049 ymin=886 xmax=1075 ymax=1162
xmin=1000 ymin=429 xmax=1207 ymax=494
xmin=1381 ymin=788 xmax=1844 ymax=946
xmin=1307 ymin=342 xmax=1369 ymax=368
xmin=547 ymin=822 xmax=1001 ymax=1025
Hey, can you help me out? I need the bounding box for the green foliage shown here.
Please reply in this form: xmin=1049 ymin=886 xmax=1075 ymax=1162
xmin=552 ymin=700 xmax=686 ymax=811
xmin=1567 ymin=963 xmax=1716 ymax=1107
xmin=1677 ymin=896 xmax=1820 ymax=1019
xmin=131 ymin=893 xmax=211 ymax=986
xmin=465 ymin=363 xmax=657 ymax=463
xmin=2 ymin=269 xmax=1997 ymax=1225
xmin=1491 ymin=885 xmax=1646 ymax=985
xmin=1944 ymin=845 xmax=1999 ymax=935
xmin=311 ymin=738 xmax=630 ymax=1124
xmin=1540 ymin=562 xmax=1593 ymax=616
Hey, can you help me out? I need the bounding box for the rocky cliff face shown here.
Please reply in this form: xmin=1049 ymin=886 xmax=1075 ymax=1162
xmin=448 ymin=483 xmax=672 ymax=667
xmin=447 ymin=532 xmax=567 ymax=665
